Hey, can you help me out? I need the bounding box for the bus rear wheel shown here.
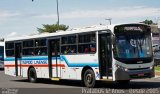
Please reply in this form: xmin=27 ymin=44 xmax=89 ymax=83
xmin=83 ymin=69 xmax=95 ymax=88
xmin=28 ymin=67 xmax=37 ymax=83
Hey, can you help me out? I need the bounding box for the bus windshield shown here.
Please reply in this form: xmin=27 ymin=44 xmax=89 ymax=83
xmin=114 ymin=33 xmax=152 ymax=59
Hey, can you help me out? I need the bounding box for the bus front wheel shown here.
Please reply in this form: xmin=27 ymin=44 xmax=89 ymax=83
xmin=28 ymin=67 xmax=37 ymax=83
xmin=83 ymin=69 xmax=95 ymax=88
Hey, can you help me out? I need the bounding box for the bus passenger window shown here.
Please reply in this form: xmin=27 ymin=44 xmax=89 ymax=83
xmin=64 ymin=46 xmax=69 ymax=54
xmin=23 ymin=48 xmax=34 ymax=56
xmin=31 ymin=52 xmax=35 ymax=56
xmin=35 ymin=39 xmax=46 ymax=47
xmin=84 ymin=48 xmax=89 ymax=53
xmin=41 ymin=52 xmax=46 ymax=55
xmin=62 ymin=36 xmax=76 ymax=44
xmin=61 ymin=35 xmax=77 ymax=55
xmin=71 ymin=48 xmax=76 ymax=53
xmin=61 ymin=45 xmax=77 ymax=54
xmin=78 ymin=44 xmax=96 ymax=54
xmin=52 ymin=51 xmax=55 ymax=55
xmin=35 ymin=47 xmax=47 ymax=56
xmin=6 ymin=42 xmax=14 ymax=57
xmin=90 ymin=44 xmax=96 ymax=52
xmin=78 ymin=33 xmax=96 ymax=54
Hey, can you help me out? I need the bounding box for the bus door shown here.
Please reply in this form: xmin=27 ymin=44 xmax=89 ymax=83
xmin=48 ymin=39 xmax=61 ymax=78
xmin=99 ymin=33 xmax=112 ymax=79
xmin=15 ymin=42 xmax=22 ymax=76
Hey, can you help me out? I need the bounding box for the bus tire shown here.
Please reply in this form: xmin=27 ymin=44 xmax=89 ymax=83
xmin=83 ymin=69 xmax=95 ymax=88
xmin=28 ymin=67 xmax=37 ymax=83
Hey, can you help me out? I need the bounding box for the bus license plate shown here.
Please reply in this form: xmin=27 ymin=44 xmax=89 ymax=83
xmin=138 ymin=73 xmax=144 ymax=76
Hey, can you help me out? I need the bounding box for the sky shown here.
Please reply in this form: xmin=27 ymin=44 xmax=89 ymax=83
xmin=0 ymin=0 xmax=160 ymax=38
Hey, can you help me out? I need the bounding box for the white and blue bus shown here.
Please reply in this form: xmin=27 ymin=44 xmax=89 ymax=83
xmin=4 ymin=23 xmax=154 ymax=87
xmin=0 ymin=41 xmax=4 ymax=69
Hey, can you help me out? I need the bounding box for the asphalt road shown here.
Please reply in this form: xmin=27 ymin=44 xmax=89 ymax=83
xmin=0 ymin=70 xmax=80 ymax=88
xmin=0 ymin=69 xmax=160 ymax=94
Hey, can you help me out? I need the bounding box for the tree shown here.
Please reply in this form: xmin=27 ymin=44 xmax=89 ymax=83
xmin=140 ymin=19 xmax=157 ymax=25
xmin=37 ymin=23 xmax=69 ymax=33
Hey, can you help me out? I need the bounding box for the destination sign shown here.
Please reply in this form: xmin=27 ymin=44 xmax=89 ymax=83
xmin=124 ymin=26 xmax=143 ymax=31
xmin=114 ymin=25 xmax=150 ymax=33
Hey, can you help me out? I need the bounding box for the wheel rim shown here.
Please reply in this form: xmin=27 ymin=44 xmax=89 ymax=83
xmin=86 ymin=74 xmax=93 ymax=85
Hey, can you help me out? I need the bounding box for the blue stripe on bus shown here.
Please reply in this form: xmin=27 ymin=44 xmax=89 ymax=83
xmin=4 ymin=56 xmax=98 ymax=67
xmin=4 ymin=57 xmax=15 ymax=61
xmin=60 ymin=56 xmax=98 ymax=67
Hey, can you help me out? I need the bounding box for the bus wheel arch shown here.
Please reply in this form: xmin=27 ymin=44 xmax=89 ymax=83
xmin=81 ymin=66 xmax=95 ymax=88
xmin=28 ymin=66 xmax=37 ymax=83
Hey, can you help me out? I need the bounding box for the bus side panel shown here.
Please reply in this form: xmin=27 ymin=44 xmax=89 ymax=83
xmin=17 ymin=60 xmax=22 ymax=76
xmin=60 ymin=54 xmax=99 ymax=80
xmin=34 ymin=67 xmax=42 ymax=78
xmin=5 ymin=67 xmax=15 ymax=76
xmin=4 ymin=60 xmax=16 ymax=76
xmin=21 ymin=67 xmax=28 ymax=77
xmin=21 ymin=66 xmax=44 ymax=78
xmin=60 ymin=60 xmax=77 ymax=79
xmin=61 ymin=68 xmax=77 ymax=79
xmin=40 ymin=67 xmax=49 ymax=78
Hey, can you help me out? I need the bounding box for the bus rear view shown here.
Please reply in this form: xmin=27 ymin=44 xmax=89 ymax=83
xmin=113 ymin=24 xmax=154 ymax=83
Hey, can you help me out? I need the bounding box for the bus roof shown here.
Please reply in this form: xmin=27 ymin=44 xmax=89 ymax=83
xmin=5 ymin=23 xmax=148 ymax=42
xmin=5 ymin=25 xmax=111 ymax=41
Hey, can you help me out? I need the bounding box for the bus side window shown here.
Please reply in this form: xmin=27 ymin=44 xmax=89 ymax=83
xmin=61 ymin=45 xmax=77 ymax=54
xmin=78 ymin=44 xmax=96 ymax=54
xmin=34 ymin=39 xmax=47 ymax=56
xmin=90 ymin=44 xmax=96 ymax=52
xmin=84 ymin=48 xmax=89 ymax=53
xmin=6 ymin=42 xmax=14 ymax=57
xmin=78 ymin=33 xmax=96 ymax=54
xmin=31 ymin=51 xmax=35 ymax=56
xmin=34 ymin=49 xmax=47 ymax=56
xmin=61 ymin=35 xmax=77 ymax=55
xmin=41 ymin=52 xmax=46 ymax=55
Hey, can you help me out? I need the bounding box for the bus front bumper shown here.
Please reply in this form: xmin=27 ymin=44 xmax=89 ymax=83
xmin=115 ymin=67 xmax=155 ymax=81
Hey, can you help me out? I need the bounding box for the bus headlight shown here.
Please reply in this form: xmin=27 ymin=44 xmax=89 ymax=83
xmin=121 ymin=66 xmax=128 ymax=71
xmin=115 ymin=64 xmax=120 ymax=68
xmin=115 ymin=64 xmax=128 ymax=71
xmin=124 ymin=68 xmax=128 ymax=71
xmin=150 ymin=66 xmax=153 ymax=70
